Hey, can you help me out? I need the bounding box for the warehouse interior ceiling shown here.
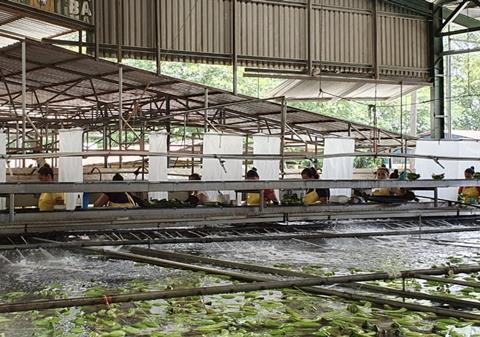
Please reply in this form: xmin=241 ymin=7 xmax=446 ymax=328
xmin=269 ymin=79 xmax=427 ymax=102
xmin=0 ymin=39 xmax=412 ymax=149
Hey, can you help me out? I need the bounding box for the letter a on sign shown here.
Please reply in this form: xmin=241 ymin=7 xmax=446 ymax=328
xmin=81 ymin=1 xmax=92 ymax=16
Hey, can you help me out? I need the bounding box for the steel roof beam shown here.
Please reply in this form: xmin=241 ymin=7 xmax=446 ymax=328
xmin=439 ymin=0 xmax=471 ymax=33
xmin=384 ymin=0 xmax=432 ymax=16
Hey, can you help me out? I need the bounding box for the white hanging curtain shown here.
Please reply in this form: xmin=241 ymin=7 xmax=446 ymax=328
xmin=149 ymin=132 xmax=168 ymax=201
xmin=322 ymin=137 xmax=355 ymax=197
xmin=253 ymin=134 xmax=281 ymax=198
xmin=415 ymin=140 xmax=480 ymax=201
xmin=202 ymin=133 xmax=243 ymax=201
xmin=0 ymin=133 xmax=6 ymax=210
xmin=59 ymin=128 xmax=83 ymax=210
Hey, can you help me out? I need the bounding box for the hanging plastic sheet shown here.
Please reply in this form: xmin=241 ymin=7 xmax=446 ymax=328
xmin=253 ymin=134 xmax=281 ymax=199
xmin=59 ymin=128 xmax=83 ymax=210
xmin=149 ymin=132 xmax=168 ymax=201
xmin=0 ymin=133 xmax=5 ymax=210
xmin=415 ymin=140 xmax=480 ymax=201
xmin=202 ymin=133 xmax=243 ymax=201
xmin=322 ymin=137 xmax=355 ymax=197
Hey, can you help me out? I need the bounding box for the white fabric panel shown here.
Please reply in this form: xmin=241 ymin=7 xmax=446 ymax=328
xmin=253 ymin=134 xmax=281 ymax=199
xmin=59 ymin=128 xmax=83 ymax=210
xmin=415 ymin=140 xmax=480 ymax=200
xmin=322 ymin=138 xmax=355 ymax=196
xmin=202 ymin=133 xmax=243 ymax=201
xmin=149 ymin=132 xmax=168 ymax=201
xmin=0 ymin=133 xmax=6 ymax=210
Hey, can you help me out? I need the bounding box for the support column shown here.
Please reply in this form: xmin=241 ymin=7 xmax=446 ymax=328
xmin=21 ymin=40 xmax=26 ymax=158
xmin=373 ymin=0 xmax=379 ymax=79
xmin=103 ymin=124 xmax=108 ymax=168
xmin=118 ymin=65 xmax=123 ymax=167
xmin=432 ymin=6 xmax=445 ymax=140
xmin=94 ymin=0 xmax=100 ymax=59
xmin=116 ymin=0 xmax=123 ymax=63
xmin=204 ymin=89 xmax=209 ymax=133
xmin=78 ymin=30 xmax=83 ymax=54
xmin=232 ymin=0 xmax=238 ymax=95
xmin=306 ymin=0 xmax=313 ymax=75
xmin=410 ymin=91 xmax=417 ymax=137
xmin=280 ymin=98 xmax=287 ymax=178
xmin=0 ymin=132 xmax=6 ymax=210
xmin=166 ymin=97 xmax=171 ymax=168
xmin=446 ymin=34 xmax=452 ymax=138
xmin=155 ymin=0 xmax=162 ymax=75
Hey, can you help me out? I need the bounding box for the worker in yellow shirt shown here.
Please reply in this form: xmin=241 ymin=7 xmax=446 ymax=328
xmin=372 ymin=167 xmax=391 ymax=196
xmin=301 ymin=167 xmax=330 ymax=205
xmin=245 ymin=168 xmax=278 ymax=206
xmin=458 ymin=167 xmax=480 ymax=204
xmin=38 ymin=164 xmax=64 ymax=212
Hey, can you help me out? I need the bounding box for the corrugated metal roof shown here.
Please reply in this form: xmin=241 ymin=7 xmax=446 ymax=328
xmin=269 ymin=79 xmax=427 ymax=101
xmin=0 ymin=7 xmax=72 ymax=48
xmin=0 ymin=39 xmax=413 ymax=148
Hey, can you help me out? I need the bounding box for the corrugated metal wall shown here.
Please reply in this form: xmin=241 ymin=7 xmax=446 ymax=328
xmin=95 ymin=0 xmax=432 ymax=81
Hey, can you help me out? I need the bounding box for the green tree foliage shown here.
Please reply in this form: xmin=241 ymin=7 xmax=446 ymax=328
xmin=125 ymin=52 xmax=480 ymax=136
xmin=122 ymin=59 xmax=282 ymax=98
xmin=124 ymin=59 xmax=434 ymax=136
xmin=449 ymin=52 xmax=480 ymax=131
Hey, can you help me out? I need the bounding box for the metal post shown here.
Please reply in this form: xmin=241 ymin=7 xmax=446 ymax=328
xmin=94 ymin=0 xmax=100 ymax=59
xmin=446 ymin=34 xmax=452 ymax=138
xmin=155 ymin=0 xmax=162 ymax=75
xmin=166 ymin=97 xmax=171 ymax=168
xmin=410 ymin=91 xmax=417 ymax=137
xmin=244 ymin=135 xmax=249 ymax=177
xmin=204 ymin=89 xmax=209 ymax=133
xmin=434 ymin=188 xmax=438 ymax=208
xmin=44 ymin=123 xmax=48 ymax=152
xmin=280 ymin=98 xmax=287 ymax=178
xmin=119 ymin=65 xmax=123 ymax=167
xmin=259 ymin=189 xmax=265 ymax=213
xmin=103 ymin=125 xmax=108 ymax=168
xmin=21 ymin=40 xmax=26 ymax=158
xmin=432 ymin=6 xmax=445 ymax=140
xmin=116 ymin=0 xmax=123 ymax=63
xmin=191 ymin=134 xmax=195 ymax=174
xmin=232 ymin=0 xmax=238 ymax=95
xmin=372 ymin=0 xmax=379 ymax=79
xmin=78 ymin=30 xmax=83 ymax=54
xmin=8 ymin=193 xmax=14 ymax=223
xmin=306 ymin=0 xmax=313 ymax=75
xmin=400 ymin=82 xmax=403 ymax=138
